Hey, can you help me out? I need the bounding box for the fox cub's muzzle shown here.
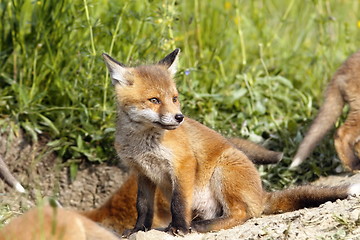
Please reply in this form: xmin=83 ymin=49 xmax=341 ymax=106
xmin=155 ymin=113 xmax=184 ymax=130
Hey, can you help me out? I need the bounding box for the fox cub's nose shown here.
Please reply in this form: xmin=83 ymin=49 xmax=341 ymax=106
xmin=175 ymin=114 xmax=184 ymax=123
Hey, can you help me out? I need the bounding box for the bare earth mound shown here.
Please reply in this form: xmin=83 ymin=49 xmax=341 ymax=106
xmin=1 ymin=132 xmax=360 ymax=239
xmin=0 ymin=131 xmax=127 ymax=211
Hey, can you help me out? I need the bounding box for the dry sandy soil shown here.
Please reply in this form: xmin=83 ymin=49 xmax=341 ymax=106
xmin=1 ymin=131 xmax=360 ymax=240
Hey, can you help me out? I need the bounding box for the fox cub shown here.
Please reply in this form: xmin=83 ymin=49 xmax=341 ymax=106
xmin=291 ymin=50 xmax=360 ymax=170
xmin=82 ymin=139 xmax=284 ymax=234
xmin=103 ymin=49 xmax=360 ymax=236
xmin=0 ymin=206 xmax=121 ymax=240
xmin=83 ymin=139 xmax=283 ymax=235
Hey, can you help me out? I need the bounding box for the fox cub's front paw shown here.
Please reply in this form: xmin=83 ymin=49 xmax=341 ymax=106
xmin=122 ymin=227 xmax=146 ymax=238
xmin=165 ymin=224 xmax=190 ymax=236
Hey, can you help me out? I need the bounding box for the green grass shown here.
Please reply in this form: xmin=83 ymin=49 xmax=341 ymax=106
xmin=1 ymin=0 xmax=360 ymax=190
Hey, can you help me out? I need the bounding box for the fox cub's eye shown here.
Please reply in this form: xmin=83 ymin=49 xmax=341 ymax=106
xmin=173 ymin=96 xmax=178 ymax=103
xmin=149 ymin=98 xmax=161 ymax=104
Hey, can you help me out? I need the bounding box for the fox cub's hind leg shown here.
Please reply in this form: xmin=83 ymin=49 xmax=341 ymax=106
xmin=191 ymin=148 xmax=263 ymax=232
xmin=335 ymin=112 xmax=360 ymax=170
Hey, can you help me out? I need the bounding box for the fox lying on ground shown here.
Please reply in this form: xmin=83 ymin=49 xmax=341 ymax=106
xmin=102 ymin=48 xmax=360 ymax=236
xmin=290 ymin=50 xmax=360 ymax=170
xmin=0 ymin=206 xmax=120 ymax=240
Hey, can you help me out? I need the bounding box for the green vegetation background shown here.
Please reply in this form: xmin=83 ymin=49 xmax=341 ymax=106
xmin=1 ymin=0 xmax=360 ymax=189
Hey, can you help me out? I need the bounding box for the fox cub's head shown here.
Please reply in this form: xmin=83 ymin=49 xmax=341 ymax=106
xmin=103 ymin=49 xmax=184 ymax=130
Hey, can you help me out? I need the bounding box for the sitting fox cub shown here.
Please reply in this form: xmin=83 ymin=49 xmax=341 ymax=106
xmin=103 ymin=49 xmax=360 ymax=236
xmin=291 ymin=50 xmax=360 ymax=170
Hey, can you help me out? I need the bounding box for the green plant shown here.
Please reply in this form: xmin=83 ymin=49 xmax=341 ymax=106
xmin=0 ymin=0 xmax=359 ymax=188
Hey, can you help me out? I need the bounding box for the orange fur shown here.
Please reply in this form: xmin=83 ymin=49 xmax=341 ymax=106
xmin=81 ymin=174 xmax=171 ymax=234
xmin=0 ymin=206 xmax=120 ymax=240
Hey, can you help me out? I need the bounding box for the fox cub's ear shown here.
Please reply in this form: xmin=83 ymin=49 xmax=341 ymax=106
xmin=158 ymin=48 xmax=180 ymax=76
xmin=102 ymin=53 xmax=130 ymax=86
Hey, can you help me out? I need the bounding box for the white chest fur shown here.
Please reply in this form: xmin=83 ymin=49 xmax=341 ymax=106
xmin=192 ymin=185 xmax=221 ymax=220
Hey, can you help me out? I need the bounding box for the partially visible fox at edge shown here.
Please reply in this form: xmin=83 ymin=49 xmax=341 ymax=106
xmin=0 ymin=206 xmax=121 ymax=240
xmin=290 ymin=50 xmax=360 ymax=170
xmin=102 ymin=49 xmax=360 ymax=236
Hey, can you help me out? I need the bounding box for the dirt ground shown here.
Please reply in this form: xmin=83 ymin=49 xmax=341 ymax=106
xmin=1 ymin=131 xmax=360 ymax=240
xmin=0 ymin=131 xmax=127 ymax=212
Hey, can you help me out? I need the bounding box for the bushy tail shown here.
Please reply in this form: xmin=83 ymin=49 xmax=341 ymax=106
xmin=81 ymin=174 xmax=170 ymax=234
xmin=0 ymin=156 xmax=25 ymax=193
xmin=263 ymin=183 xmax=359 ymax=215
xmin=228 ymin=138 xmax=283 ymax=164
xmin=290 ymin=78 xmax=345 ymax=169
